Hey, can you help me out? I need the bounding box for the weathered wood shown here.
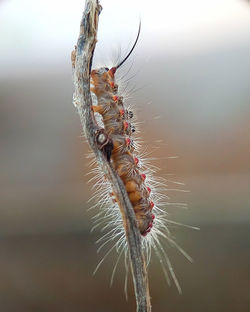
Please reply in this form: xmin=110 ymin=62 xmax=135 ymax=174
xmin=72 ymin=1 xmax=151 ymax=311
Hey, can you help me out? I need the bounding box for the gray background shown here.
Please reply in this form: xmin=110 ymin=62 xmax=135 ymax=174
xmin=0 ymin=0 xmax=250 ymax=311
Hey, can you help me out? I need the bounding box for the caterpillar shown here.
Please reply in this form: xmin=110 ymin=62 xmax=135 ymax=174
xmin=91 ymin=24 xmax=155 ymax=236
xmin=86 ymin=22 xmax=198 ymax=293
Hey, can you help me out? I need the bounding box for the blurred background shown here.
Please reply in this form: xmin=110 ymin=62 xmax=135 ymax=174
xmin=0 ymin=0 xmax=250 ymax=311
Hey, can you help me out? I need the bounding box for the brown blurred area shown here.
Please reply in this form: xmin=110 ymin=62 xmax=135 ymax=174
xmin=1 ymin=0 xmax=250 ymax=311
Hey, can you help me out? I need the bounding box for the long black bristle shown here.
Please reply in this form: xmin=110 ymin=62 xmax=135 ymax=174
xmin=116 ymin=21 xmax=141 ymax=69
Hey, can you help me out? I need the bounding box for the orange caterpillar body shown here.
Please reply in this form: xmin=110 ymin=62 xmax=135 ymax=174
xmin=91 ymin=67 xmax=155 ymax=236
xmin=73 ymin=20 xmax=198 ymax=294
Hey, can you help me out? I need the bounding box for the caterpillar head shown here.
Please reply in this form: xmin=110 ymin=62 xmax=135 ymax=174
xmin=90 ymin=21 xmax=140 ymax=94
xmin=91 ymin=67 xmax=117 ymax=95
xmin=91 ymin=67 xmax=116 ymax=79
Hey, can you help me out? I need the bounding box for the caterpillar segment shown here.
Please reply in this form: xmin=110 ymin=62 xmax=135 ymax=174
xmin=91 ymin=67 xmax=155 ymax=236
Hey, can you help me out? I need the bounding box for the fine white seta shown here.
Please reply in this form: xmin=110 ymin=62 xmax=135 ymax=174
xmin=86 ymin=22 xmax=199 ymax=296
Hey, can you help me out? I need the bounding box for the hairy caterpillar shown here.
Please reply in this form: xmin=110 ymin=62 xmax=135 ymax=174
xmin=85 ymin=22 xmax=198 ymax=294
xmin=91 ymin=24 xmax=155 ymax=236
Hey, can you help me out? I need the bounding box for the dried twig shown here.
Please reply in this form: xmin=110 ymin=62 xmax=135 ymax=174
xmin=71 ymin=0 xmax=151 ymax=311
